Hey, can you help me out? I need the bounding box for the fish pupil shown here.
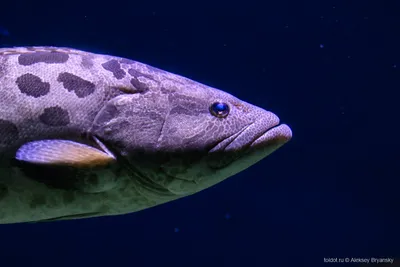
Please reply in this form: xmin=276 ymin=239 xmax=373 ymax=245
xmin=210 ymin=102 xmax=230 ymax=118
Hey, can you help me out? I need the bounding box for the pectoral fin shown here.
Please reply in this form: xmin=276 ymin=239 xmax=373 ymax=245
xmin=15 ymin=138 xmax=116 ymax=167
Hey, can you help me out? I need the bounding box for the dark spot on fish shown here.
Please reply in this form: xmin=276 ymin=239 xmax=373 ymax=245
xmin=130 ymin=78 xmax=149 ymax=93
xmin=128 ymin=68 xmax=155 ymax=80
xmin=18 ymin=51 xmax=69 ymax=66
xmin=57 ymin=72 xmax=95 ymax=98
xmin=0 ymin=184 xmax=8 ymax=200
xmin=16 ymin=73 xmax=50 ymax=97
xmin=102 ymin=59 xmax=126 ymax=79
xmin=39 ymin=106 xmax=70 ymax=126
xmin=0 ymin=119 xmax=19 ymax=145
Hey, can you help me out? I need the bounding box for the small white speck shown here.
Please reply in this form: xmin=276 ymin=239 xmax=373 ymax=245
xmin=319 ymin=44 xmax=324 ymax=48
xmin=320 ymin=16 xmax=324 ymax=19
xmin=393 ymin=64 xmax=397 ymax=68
xmin=347 ymin=55 xmax=351 ymax=59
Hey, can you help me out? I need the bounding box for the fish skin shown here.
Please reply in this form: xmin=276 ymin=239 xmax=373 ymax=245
xmin=0 ymin=46 xmax=292 ymax=224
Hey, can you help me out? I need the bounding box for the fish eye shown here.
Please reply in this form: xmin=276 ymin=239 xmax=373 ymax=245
xmin=209 ymin=102 xmax=230 ymax=118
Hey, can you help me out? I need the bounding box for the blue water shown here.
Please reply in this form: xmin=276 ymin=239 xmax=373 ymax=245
xmin=0 ymin=1 xmax=399 ymax=266
xmin=0 ymin=26 xmax=10 ymax=36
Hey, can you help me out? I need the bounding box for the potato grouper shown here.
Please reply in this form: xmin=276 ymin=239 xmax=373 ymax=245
xmin=0 ymin=47 xmax=292 ymax=224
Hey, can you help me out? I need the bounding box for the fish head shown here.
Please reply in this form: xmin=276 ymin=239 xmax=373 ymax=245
xmin=91 ymin=77 xmax=292 ymax=195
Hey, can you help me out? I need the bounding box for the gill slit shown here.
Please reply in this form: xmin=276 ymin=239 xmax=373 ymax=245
xmin=209 ymin=121 xmax=255 ymax=152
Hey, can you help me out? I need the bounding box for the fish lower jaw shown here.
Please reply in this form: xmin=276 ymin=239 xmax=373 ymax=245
xmin=249 ymin=123 xmax=292 ymax=148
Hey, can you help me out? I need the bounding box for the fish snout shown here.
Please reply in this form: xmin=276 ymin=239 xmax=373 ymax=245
xmin=225 ymin=111 xmax=292 ymax=152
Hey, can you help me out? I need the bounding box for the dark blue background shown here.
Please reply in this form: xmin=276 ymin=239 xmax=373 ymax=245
xmin=1 ymin=0 xmax=399 ymax=266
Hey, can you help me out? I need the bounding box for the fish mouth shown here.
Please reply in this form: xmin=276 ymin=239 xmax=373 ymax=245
xmin=208 ymin=111 xmax=292 ymax=156
xmin=221 ymin=114 xmax=292 ymax=153
xmin=206 ymin=114 xmax=292 ymax=173
xmin=249 ymin=123 xmax=292 ymax=149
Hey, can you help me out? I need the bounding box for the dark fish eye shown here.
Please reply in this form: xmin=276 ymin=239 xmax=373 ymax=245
xmin=209 ymin=102 xmax=230 ymax=118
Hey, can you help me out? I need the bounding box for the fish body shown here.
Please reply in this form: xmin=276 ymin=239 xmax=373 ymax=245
xmin=0 ymin=47 xmax=292 ymax=224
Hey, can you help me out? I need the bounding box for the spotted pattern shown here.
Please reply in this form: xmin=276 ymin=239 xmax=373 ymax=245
xmin=16 ymin=73 xmax=50 ymax=97
xmin=18 ymin=51 xmax=69 ymax=66
xmin=130 ymin=78 xmax=149 ymax=93
xmin=102 ymin=60 xmax=126 ymax=79
xmin=39 ymin=106 xmax=70 ymax=126
xmin=57 ymin=72 xmax=95 ymax=98
xmin=0 ymin=119 xmax=19 ymax=145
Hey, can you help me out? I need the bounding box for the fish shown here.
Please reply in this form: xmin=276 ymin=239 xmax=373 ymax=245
xmin=0 ymin=46 xmax=292 ymax=224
